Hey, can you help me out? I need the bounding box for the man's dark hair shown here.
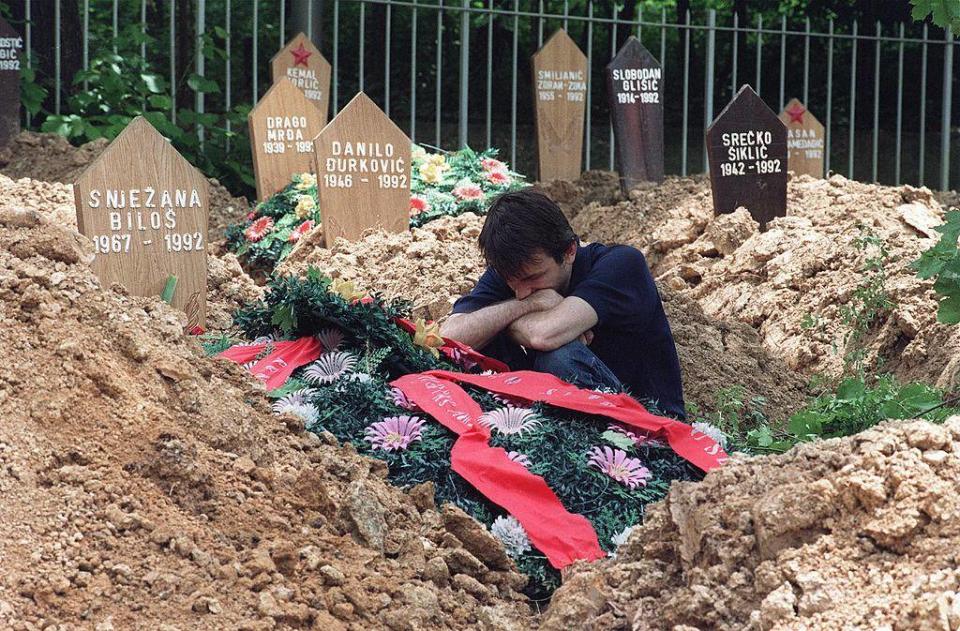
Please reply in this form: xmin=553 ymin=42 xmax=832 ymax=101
xmin=478 ymin=189 xmax=577 ymax=280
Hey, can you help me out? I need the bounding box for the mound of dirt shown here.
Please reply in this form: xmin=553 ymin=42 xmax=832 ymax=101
xmin=573 ymin=173 xmax=959 ymax=388
xmin=280 ymin=213 xmax=808 ymax=421
xmin=0 ymin=132 xmax=249 ymax=240
xmin=544 ymin=417 xmax=960 ymax=630
xmin=536 ymin=170 xmax=623 ymax=221
xmin=0 ymin=205 xmax=531 ymax=628
xmin=0 ymin=174 xmax=261 ymax=332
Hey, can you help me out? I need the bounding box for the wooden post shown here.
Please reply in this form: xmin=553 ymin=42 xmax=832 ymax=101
xmin=271 ymin=32 xmax=332 ymax=125
xmin=531 ymin=29 xmax=587 ymax=182
xmin=314 ymin=92 xmax=411 ymax=246
xmin=73 ymin=117 xmax=210 ymax=328
xmin=779 ymin=98 xmax=825 ymax=178
xmin=0 ymin=17 xmax=23 ymax=148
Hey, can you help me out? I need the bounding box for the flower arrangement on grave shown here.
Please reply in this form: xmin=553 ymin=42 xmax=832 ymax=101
xmin=206 ymin=269 xmax=700 ymax=598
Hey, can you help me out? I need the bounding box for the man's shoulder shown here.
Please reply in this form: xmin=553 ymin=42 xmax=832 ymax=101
xmin=580 ymin=242 xmax=648 ymax=270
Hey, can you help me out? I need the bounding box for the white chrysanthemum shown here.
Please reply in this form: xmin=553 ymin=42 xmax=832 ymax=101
xmin=691 ymin=421 xmax=728 ymax=448
xmin=609 ymin=525 xmax=637 ymax=559
xmin=303 ymin=351 xmax=359 ymax=385
xmin=506 ymin=451 xmax=532 ymax=468
xmin=271 ymin=388 xmax=316 ymax=413
xmin=490 ymin=515 xmax=531 ymax=558
xmin=272 ymin=401 xmax=319 ymax=425
xmin=478 ymin=407 xmax=542 ymax=436
xmin=316 ymin=328 xmax=344 ymax=351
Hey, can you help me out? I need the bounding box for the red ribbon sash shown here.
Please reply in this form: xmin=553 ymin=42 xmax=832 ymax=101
xmin=219 ymin=336 xmax=323 ymax=390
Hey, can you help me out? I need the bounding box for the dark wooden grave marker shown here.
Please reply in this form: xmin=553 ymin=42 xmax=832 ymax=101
xmin=606 ymin=36 xmax=664 ymax=191
xmin=74 ymin=117 xmax=210 ymax=327
xmin=314 ymin=92 xmax=411 ymax=246
xmin=531 ymin=29 xmax=588 ymax=182
xmin=779 ymin=98 xmax=825 ymax=179
xmin=0 ymin=17 xmax=23 ymax=149
xmin=271 ymin=32 xmax=332 ymax=125
xmin=706 ymin=85 xmax=787 ymax=228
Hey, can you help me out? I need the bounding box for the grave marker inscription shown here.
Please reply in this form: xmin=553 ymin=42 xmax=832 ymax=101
xmin=778 ymin=98 xmax=825 ymax=178
xmin=0 ymin=17 xmax=23 ymax=149
xmin=271 ymin=32 xmax=332 ymax=124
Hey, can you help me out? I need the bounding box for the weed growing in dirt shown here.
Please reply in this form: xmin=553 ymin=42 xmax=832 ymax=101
xmin=913 ymin=209 xmax=960 ymax=324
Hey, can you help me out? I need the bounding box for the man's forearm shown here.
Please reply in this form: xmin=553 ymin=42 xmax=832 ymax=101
xmin=440 ymin=299 xmax=538 ymax=350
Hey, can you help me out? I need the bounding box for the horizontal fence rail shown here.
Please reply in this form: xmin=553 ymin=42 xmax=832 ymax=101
xmin=15 ymin=0 xmax=960 ymax=191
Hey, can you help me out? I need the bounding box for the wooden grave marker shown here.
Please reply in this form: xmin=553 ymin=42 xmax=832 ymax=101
xmin=706 ymin=85 xmax=788 ymax=228
xmin=73 ymin=116 xmax=209 ymax=327
xmin=605 ymin=36 xmax=664 ymax=191
xmin=0 ymin=17 xmax=23 ymax=149
xmin=314 ymin=92 xmax=411 ymax=246
xmin=532 ymin=29 xmax=588 ymax=182
xmin=271 ymin=32 xmax=332 ymax=124
xmin=248 ymin=78 xmax=325 ymax=200
xmin=779 ymin=98 xmax=825 ymax=178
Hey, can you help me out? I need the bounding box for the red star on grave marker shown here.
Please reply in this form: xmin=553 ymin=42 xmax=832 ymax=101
xmin=786 ymin=102 xmax=806 ymax=124
xmin=291 ymin=42 xmax=312 ymax=67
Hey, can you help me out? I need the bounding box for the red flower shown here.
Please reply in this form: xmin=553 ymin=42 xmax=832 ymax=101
xmin=481 ymin=157 xmax=506 ymax=172
xmin=485 ymin=170 xmax=511 ymax=185
xmin=289 ymin=220 xmax=315 ymax=243
xmin=244 ymin=216 xmax=274 ymax=242
xmin=246 ymin=211 xmax=257 ymax=221
xmin=409 ymin=195 xmax=429 ymax=216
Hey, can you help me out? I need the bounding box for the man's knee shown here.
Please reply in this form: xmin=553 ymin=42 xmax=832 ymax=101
xmin=532 ymin=341 xmax=591 ymax=378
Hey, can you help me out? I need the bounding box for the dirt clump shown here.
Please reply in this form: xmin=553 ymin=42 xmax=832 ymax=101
xmin=574 ymin=173 xmax=960 ymax=387
xmin=0 ymin=203 xmax=531 ymax=628
xmin=537 ymin=170 xmax=622 ymax=220
xmin=0 ymin=131 xmax=249 ymax=240
xmin=544 ymin=417 xmax=960 ymax=630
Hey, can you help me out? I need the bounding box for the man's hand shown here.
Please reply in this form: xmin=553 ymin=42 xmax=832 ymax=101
xmin=578 ymin=329 xmax=594 ymax=346
xmin=524 ymin=288 xmax=564 ymax=312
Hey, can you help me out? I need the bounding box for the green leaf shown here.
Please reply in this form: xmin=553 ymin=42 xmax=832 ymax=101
xmin=938 ymin=294 xmax=960 ymax=324
xmin=160 ymin=275 xmax=178 ymax=304
xmin=187 ymin=74 xmax=221 ymax=94
xmin=787 ymin=411 xmax=823 ymax=439
xmin=267 ymin=378 xmax=308 ymax=399
xmin=271 ymin=303 xmax=297 ymax=334
xmin=747 ymin=426 xmax=774 ymax=447
xmin=140 ymin=73 xmax=165 ymax=94
xmin=836 ymin=378 xmax=866 ymax=402
xmin=601 ymin=430 xmax=636 ymax=451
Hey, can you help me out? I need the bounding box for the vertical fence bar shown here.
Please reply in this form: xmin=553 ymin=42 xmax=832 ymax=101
xmin=386 ymin=2 xmax=392 ymax=115
xmin=538 ymin=0 xmax=544 ymax=47
xmin=704 ymin=10 xmax=716 ymax=170
xmin=141 ymin=0 xmax=146 ymax=60
xmin=848 ymin=20 xmax=857 ymax=179
xmin=682 ymin=10 xmax=690 ymax=176
xmin=563 ymin=0 xmax=569 ymax=31
xmin=83 ymin=0 xmax=89 ymax=91
xmin=113 ymin=0 xmax=118 ymax=53
xmin=920 ymin=23 xmax=928 ymax=185
xmin=803 ymin=17 xmax=810 ymax=105
xmin=170 ymin=1 xmax=176 ymax=122
xmin=610 ymin=10 xmax=618 ymax=170
xmin=779 ymin=15 xmax=786 ymax=109
xmin=459 ymin=0 xmax=469 ymax=147
xmin=410 ymin=0 xmax=417 ymax=141
xmin=435 ymin=0 xmax=443 ymax=147
xmin=359 ymin=2 xmax=366 ymax=92
xmin=637 ymin=5 xmax=642 ymax=42
xmin=660 ymin=7 xmax=666 ymax=76
xmin=333 ymin=0 xmax=339 ymax=115
xmin=941 ymin=28 xmax=954 ymax=190
xmin=55 ymin=0 xmax=61 ymax=115
xmin=585 ymin=0 xmax=593 ymax=170
xmin=511 ymin=0 xmax=518 ymax=167
xmin=825 ymin=19 xmax=833 ymax=174
xmin=24 ymin=0 xmax=30 ymax=71
xmin=895 ymin=22 xmax=903 ymax=184
xmin=306 ymin=0 xmax=311 ymax=41
xmin=486 ymin=0 xmax=493 ymax=148
xmin=197 ymin=0 xmax=205 ymax=144
xmin=253 ymin=0 xmax=259 ymax=104
xmin=731 ymin=12 xmax=738 ymax=97
xmin=226 ymin=0 xmax=232 ymax=152
xmin=872 ymin=21 xmax=880 ymax=182
xmin=281 ymin=0 xmax=285 ymax=46
xmin=755 ymin=14 xmax=762 ymax=96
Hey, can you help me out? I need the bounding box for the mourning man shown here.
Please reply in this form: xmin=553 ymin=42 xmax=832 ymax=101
xmin=440 ymin=189 xmax=686 ymax=419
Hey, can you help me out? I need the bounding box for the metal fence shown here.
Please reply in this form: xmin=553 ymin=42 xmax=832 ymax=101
xmin=23 ymin=0 xmax=960 ymax=190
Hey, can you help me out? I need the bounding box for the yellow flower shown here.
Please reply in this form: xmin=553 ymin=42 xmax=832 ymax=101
xmin=425 ymin=153 xmax=449 ymax=170
xmin=413 ymin=318 xmax=444 ymax=358
xmin=329 ymin=277 xmax=365 ymax=302
xmin=419 ymin=162 xmax=443 ymax=184
xmin=411 ymin=145 xmax=428 ymax=160
xmin=295 ymin=195 xmax=316 ymax=219
xmin=295 ymin=172 xmax=317 ymax=189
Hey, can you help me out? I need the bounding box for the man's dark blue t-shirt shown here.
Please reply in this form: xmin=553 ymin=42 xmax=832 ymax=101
xmin=452 ymin=243 xmax=686 ymax=419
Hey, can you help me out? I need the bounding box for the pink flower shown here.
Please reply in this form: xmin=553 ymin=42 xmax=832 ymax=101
xmin=506 ymin=451 xmax=532 ymax=468
xmin=587 ymin=446 xmax=652 ymax=489
xmin=364 ymin=415 xmax=426 ymax=451
xmin=246 ymin=211 xmax=257 ymax=221
xmin=409 ymin=195 xmax=429 ymax=216
xmin=478 ymin=407 xmax=541 ymax=436
xmin=447 ymin=347 xmax=478 ymax=371
xmin=607 ymin=423 xmax=664 ymax=448
xmin=244 ymin=216 xmax=274 ymax=242
xmin=481 ymin=157 xmax=506 ymax=172
xmin=289 ymin=220 xmax=315 ymax=243
xmin=389 ymin=387 xmax=419 ymax=411
xmin=452 ymin=182 xmax=484 ymax=201
xmin=485 ymin=170 xmax=511 ymax=186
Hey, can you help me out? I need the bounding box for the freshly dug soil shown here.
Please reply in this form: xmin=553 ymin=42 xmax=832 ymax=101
xmin=0 ymin=206 xmax=532 ymax=629
xmin=0 ymin=174 xmax=261 ymax=332
xmin=543 ymin=417 xmax=960 ymax=630
xmin=280 ymin=213 xmax=808 ymax=422
xmin=573 ymin=173 xmax=959 ymax=388
xmin=0 ymin=131 xmax=249 ymax=240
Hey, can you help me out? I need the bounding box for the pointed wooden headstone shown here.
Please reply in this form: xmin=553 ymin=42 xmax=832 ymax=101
xmin=779 ymin=98 xmax=825 ymax=179
xmin=532 ymin=29 xmax=587 ymax=182
xmin=271 ymin=32 xmax=332 ymax=124
xmin=0 ymin=17 xmax=23 ymax=149
xmin=248 ymin=79 xmax=325 ymax=200
xmin=73 ymin=117 xmax=209 ymax=327
xmin=706 ymin=85 xmax=788 ymax=228
xmin=606 ymin=36 xmax=664 ymax=191
xmin=314 ymin=93 xmax=411 ymax=246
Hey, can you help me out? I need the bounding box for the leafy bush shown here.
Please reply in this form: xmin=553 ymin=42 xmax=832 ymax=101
xmin=913 ymin=210 xmax=960 ymax=324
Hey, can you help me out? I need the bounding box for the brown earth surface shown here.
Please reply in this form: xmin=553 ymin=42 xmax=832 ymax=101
xmin=0 ymin=131 xmax=249 ymax=240
xmin=544 ymin=417 xmax=960 ymax=630
xmin=280 ymin=212 xmax=808 ymax=422
xmin=0 ymin=201 xmax=532 ymax=629
xmin=571 ymin=172 xmax=959 ymax=388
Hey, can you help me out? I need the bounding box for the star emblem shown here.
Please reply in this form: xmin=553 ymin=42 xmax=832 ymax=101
xmin=785 ymin=102 xmax=806 ymax=124
xmin=291 ymin=42 xmax=312 ymax=67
